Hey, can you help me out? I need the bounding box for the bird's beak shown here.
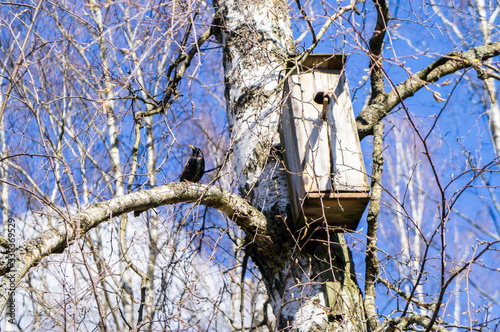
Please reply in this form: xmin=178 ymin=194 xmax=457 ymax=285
xmin=188 ymin=144 xmax=195 ymax=150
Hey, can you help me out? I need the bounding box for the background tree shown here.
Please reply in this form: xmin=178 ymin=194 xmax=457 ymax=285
xmin=0 ymin=0 xmax=499 ymax=331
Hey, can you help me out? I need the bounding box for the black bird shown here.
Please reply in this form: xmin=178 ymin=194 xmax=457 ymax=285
xmin=180 ymin=145 xmax=205 ymax=183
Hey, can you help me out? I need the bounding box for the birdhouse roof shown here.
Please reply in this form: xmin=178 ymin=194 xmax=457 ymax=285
xmin=287 ymin=54 xmax=346 ymax=71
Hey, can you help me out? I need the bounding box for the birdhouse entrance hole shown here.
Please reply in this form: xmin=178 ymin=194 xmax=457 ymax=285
xmin=279 ymin=54 xmax=370 ymax=234
xmin=313 ymin=92 xmax=331 ymax=105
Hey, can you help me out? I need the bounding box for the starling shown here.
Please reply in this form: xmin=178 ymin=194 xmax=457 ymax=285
xmin=180 ymin=145 xmax=205 ymax=183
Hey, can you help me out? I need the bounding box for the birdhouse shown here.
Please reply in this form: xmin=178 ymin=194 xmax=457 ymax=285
xmin=279 ymin=54 xmax=370 ymax=233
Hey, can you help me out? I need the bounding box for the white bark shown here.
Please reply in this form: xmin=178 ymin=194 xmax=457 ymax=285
xmin=477 ymin=0 xmax=500 ymax=157
xmin=0 ymin=68 xmax=14 ymax=332
xmin=125 ymin=13 xmax=160 ymax=322
xmin=270 ymin=238 xmax=365 ymax=331
xmin=216 ymin=0 xmax=293 ymax=213
xmin=87 ymin=0 xmax=130 ymax=322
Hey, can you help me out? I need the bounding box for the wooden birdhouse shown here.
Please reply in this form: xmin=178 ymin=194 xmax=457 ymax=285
xmin=279 ymin=54 xmax=370 ymax=233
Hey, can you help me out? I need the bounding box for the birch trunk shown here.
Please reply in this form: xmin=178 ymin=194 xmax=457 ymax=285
xmin=477 ymin=0 xmax=500 ymax=157
xmin=87 ymin=0 xmax=131 ymax=324
xmin=0 ymin=68 xmax=14 ymax=332
xmin=214 ymin=0 xmax=366 ymax=330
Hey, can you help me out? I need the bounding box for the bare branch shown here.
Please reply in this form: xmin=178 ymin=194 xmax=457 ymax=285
xmin=375 ymin=313 xmax=451 ymax=332
xmin=0 ymin=0 xmax=44 ymax=123
xmin=294 ymin=0 xmax=317 ymax=44
xmin=0 ymin=183 xmax=267 ymax=312
xmin=377 ymin=277 xmax=437 ymax=310
xmin=357 ymin=41 xmax=500 ymax=139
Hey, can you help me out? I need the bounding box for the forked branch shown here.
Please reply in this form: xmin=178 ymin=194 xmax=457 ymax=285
xmin=357 ymin=41 xmax=500 ymax=139
xmin=0 ymin=183 xmax=267 ymax=312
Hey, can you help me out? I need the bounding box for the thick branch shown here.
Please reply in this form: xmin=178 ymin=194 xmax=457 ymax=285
xmin=364 ymin=12 xmax=390 ymax=329
xmin=0 ymin=183 xmax=266 ymax=312
xmin=357 ymin=41 xmax=500 ymax=139
xmin=368 ymin=0 xmax=390 ymax=99
xmin=364 ymin=121 xmax=384 ymax=331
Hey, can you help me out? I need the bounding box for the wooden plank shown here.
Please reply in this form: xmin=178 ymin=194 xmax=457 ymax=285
xmin=308 ymin=192 xmax=370 ymax=199
xmin=303 ymin=194 xmax=370 ymax=231
xmin=280 ymin=80 xmax=306 ymax=223
xmin=326 ymin=72 xmax=369 ymax=192
xmin=289 ymin=72 xmax=332 ymax=192
xmin=287 ymin=68 xmax=369 ymax=193
xmin=287 ymin=54 xmax=346 ymax=71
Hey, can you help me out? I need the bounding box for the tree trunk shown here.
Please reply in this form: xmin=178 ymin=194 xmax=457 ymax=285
xmin=213 ymin=0 xmax=366 ymax=330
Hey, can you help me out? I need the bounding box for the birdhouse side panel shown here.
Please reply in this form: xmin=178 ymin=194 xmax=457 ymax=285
xmin=289 ymin=72 xmax=332 ymax=193
xmin=280 ymin=82 xmax=307 ymax=222
xmin=328 ymin=73 xmax=369 ymax=192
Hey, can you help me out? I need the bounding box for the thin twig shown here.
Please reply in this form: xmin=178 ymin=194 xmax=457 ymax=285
xmin=294 ymin=0 xmax=317 ymax=44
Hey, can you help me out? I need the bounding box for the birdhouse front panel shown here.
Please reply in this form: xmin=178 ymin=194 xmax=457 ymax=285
xmin=288 ymin=71 xmax=333 ymax=193
xmin=280 ymin=54 xmax=370 ymax=233
xmin=287 ymin=69 xmax=368 ymax=193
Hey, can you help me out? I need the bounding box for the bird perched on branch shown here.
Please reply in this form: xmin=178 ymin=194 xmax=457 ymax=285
xmin=180 ymin=145 xmax=205 ymax=183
